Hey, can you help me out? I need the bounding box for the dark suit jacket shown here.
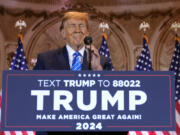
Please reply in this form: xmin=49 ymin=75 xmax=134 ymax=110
xmin=34 ymin=46 xmax=122 ymax=135
xmin=34 ymin=46 xmax=112 ymax=70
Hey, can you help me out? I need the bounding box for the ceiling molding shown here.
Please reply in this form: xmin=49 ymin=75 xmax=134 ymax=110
xmin=1 ymin=0 xmax=180 ymax=13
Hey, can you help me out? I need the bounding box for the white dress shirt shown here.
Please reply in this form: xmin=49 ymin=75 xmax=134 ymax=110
xmin=66 ymin=44 xmax=85 ymax=69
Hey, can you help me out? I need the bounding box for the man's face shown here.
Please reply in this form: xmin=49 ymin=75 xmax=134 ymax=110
xmin=61 ymin=18 xmax=88 ymax=50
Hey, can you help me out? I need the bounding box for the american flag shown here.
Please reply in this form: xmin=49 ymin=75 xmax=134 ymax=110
xmin=9 ymin=34 xmax=28 ymax=70
xmin=169 ymin=36 xmax=180 ymax=101
xmin=128 ymin=35 xmax=178 ymax=135
xmin=0 ymin=34 xmax=35 ymax=135
xmin=99 ymin=33 xmax=114 ymax=70
xmin=169 ymin=36 xmax=180 ymax=135
xmin=135 ymin=34 xmax=153 ymax=71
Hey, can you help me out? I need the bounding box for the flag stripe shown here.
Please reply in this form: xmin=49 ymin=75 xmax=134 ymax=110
xmin=141 ymin=131 xmax=148 ymax=135
xmin=176 ymin=122 xmax=180 ymax=135
xmin=9 ymin=132 xmax=16 ymax=135
xmin=3 ymin=132 xmax=11 ymax=135
xmin=14 ymin=131 xmax=22 ymax=135
xmin=25 ymin=132 xmax=35 ymax=135
xmin=176 ymin=100 xmax=180 ymax=115
xmin=176 ymin=109 xmax=180 ymax=127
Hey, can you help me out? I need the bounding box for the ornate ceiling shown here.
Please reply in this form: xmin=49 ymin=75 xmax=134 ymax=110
xmin=10 ymin=0 xmax=179 ymax=5
xmin=1 ymin=0 xmax=180 ymax=13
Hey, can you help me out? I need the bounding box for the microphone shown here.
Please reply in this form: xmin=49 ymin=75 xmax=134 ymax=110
xmin=84 ymin=36 xmax=93 ymax=70
xmin=84 ymin=36 xmax=93 ymax=45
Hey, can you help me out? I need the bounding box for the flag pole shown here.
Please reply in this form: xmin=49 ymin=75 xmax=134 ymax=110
xmin=171 ymin=22 xmax=180 ymax=36
xmin=171 ymin=22 xmax=180 ymax=41
xmin=99 ymin=22 xmax=109 ymax=41
xmin=15 ymin=19 xmax=27 ymax=33
xmin=139 ymin=21 xmax=150 ymax=41
xmin=98 ymin=22 xmax=114 ymax=70
xmin=15 ymin=19 xmax=27 ymax=46
xmin=135 ymin=21 xmax=153 ymax=71
xmin=99 ymin=22 xmax=109 ymax=43
xmin=9 ymin=19 xmax=28 ymax=70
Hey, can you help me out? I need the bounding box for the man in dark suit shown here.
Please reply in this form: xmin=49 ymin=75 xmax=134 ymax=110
xmin=34 ymin=11 xmax=127 ymax=135
xmin=33 ymin=44 xmax=111 ymax=70
xmin=34 ymin=11 xmax=111 ymax=70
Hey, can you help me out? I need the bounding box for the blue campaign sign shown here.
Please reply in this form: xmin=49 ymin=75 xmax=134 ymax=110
xmin=1 ymin=70 xmax=175 ymax=131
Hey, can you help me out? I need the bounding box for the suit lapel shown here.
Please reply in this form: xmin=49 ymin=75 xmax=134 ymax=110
xmin=57 ymin=46 xmax=70 ymax=70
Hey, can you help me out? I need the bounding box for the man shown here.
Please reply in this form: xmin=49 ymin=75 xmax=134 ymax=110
xmin=34 ymin=11 xmax=111 ymax=70
xmin=34 ymin=11 xmax=127 ymax=135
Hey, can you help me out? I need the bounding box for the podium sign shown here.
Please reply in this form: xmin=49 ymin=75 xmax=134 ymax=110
xmin=1 ymin=70 xmax=175 ymax=131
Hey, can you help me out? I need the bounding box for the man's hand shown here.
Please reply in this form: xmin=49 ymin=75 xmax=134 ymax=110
xmin=86 ymin=45 xmax=103 ymax=70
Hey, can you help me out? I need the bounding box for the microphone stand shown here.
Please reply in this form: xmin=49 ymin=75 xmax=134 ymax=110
xmin=88 ymin=44 xmax=92 ymax=70
xmin=84 ymin=36 xmax=93 ymax=70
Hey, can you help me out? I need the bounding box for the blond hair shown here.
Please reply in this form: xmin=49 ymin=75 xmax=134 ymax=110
xmin=60 ymin=11 xmax=89 ymax=30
